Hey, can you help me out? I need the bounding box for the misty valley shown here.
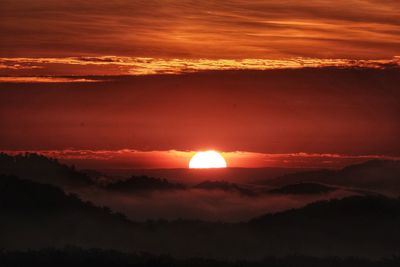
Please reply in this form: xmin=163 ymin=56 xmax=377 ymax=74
xmin=1 ymin=153 xmax=400 ymax=266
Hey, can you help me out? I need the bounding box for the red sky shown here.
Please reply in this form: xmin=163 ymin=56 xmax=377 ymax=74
xmin=0 ymin=0 xmax=399 ymax=169
xmin=1 ymin=0 xmax=400 ymax=59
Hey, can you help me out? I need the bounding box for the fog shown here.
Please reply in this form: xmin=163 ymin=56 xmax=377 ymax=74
xmin=77 ymin=187 xmax=356 ymax=222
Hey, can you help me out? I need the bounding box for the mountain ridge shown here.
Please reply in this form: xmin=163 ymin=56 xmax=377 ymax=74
xmin=2 ymin=174 xmax=400 ymax=259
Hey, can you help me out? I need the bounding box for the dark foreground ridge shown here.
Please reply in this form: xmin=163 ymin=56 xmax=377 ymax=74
xmin=1 ymin=248 xmax=400 ymax=267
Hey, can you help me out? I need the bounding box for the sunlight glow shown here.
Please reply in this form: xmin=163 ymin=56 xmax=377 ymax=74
xmin=189 ymin=150 xmax=227 ymax=169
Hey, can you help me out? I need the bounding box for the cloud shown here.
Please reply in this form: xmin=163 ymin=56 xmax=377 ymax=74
xmin=2 ymin=149 xmax=398 ymax=169
xmin=0 ymin=77 xmax=99 ymax=83
xmin=0 ymin=56 xmax=399 ymax=76
xmin=1 ymin=1 xmax=399 ymax=59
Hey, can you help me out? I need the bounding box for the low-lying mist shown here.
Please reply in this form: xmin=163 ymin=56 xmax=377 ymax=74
xmin=77 ymin=187 xmax=356 ymax=222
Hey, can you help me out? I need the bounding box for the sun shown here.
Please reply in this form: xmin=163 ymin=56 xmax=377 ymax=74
xmin=189 ymin=150 xmax=227 ymax=169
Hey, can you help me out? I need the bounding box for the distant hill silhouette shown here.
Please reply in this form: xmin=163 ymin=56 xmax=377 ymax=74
xmin=193 ymin=181 xmax=343 ymax=196
xmin=0 ymin=153 xmax=93 ymax=188
xmin=193 ymin=180 xmax=256 ymax=196
xmin=105 ymin=175 xmax=186 ymax=192
xmin=251 ymin=195 xmax=400 ymax=224
xmin=268 ymin=182 xmax=337 ymax=195
xmin=81 ymin=169 xmax=119 ymax=186
xmin=265 ymin=160 xmax=400 ymax=195
xmin=2 ymin=173 xmax=400 ymax=259
xmin=0 ymin=153 xmax=187 ymax=193
xmin=103 ymin=166 xmax=313 ymax=185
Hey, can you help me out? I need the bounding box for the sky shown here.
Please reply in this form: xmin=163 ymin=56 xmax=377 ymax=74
xmin=0 ymin=0 xmax=399 ymax=169
xmin=1 ymin=0 xmax=400 ymax=59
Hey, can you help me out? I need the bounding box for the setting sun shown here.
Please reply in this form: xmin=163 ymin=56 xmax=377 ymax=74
xmin=189 ymin=150 xmax=227 ymax=169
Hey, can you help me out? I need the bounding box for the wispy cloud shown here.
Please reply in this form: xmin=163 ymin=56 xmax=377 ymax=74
xmin=0 ymin=56 xmax=399 ymax=76
xmin=0 ymin=77 xmax=99 ymax=83
xmin=1 ymin=1 xmax=399 ymax=59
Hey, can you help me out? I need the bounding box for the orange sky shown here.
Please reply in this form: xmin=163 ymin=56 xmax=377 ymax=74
xmin=1 ymin=69 xmax=399 ymax=161
xmin=1 ymin=0 xmax=400 ymax=59
xmin=0 ymin=0 xmax=399 ymax=169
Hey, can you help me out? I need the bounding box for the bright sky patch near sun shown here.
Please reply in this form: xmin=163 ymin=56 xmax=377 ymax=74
xmin=1 ymin=68 xmax=399 ymax=157
xmin=189 ymin=151 xmax=227 ymax=168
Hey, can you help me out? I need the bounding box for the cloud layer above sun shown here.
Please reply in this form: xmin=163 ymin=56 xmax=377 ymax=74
xmin=1 ymin=56 xmax=399 ymax=77
xmin=2 ymin=149 xmax=398 ymax=169
xmin=1 ymin=0 xmax=399 ymax=59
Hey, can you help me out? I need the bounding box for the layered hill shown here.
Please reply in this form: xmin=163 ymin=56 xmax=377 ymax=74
xmin=265 ymin=160 xmax=400 ymax=195
xmin=2 ymin=174 xmax=400 ymax=259
xmin=267 ymin=182 xmax=337 ymax=195
xmin=0 ymin=153 xmax=92 ymax=188
xmin=105 ymin=175 xmax=186 ymax=192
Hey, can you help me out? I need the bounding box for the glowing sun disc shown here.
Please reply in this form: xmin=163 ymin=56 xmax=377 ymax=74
xmin=189 ymin=150 xmax=227 ymax=169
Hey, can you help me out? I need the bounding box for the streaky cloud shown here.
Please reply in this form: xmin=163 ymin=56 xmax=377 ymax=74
xmin=0 ymin=56 xmax=399 ymax=76
xmin=1 ymin=1 xmax=400 ymax=59
xmin=0 ymin=77 xmax=99 ymax=83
